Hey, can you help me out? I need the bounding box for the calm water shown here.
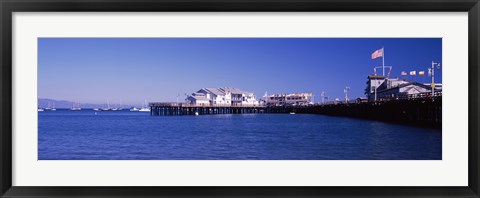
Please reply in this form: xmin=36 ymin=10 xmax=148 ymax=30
xmin=38 ymin=110 xmax=441 ymax=160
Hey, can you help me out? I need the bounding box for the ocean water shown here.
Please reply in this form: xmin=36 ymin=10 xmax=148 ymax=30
xmin=38 ymin=110 xmax=442 ymax=160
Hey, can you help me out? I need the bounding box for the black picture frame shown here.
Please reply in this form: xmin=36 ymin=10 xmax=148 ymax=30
xmin=1 ymin=0 xmax=479 ymax=197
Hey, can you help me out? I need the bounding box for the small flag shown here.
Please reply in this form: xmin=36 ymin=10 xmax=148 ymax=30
xmin=428 ymin=68 xmax=432 ymax=76
xmin=401 ymin=71 xmax=407 ymax=76
xmin=410 ymin=71 xmax=416 ymax=76
xmin=419 ymin=71 xmax=425 ymax=76
xmin=371 ymin=48 xmax=384 ymax=60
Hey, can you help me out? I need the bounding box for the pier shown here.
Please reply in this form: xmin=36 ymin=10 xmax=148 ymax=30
xmin=148 ymin=103 xmax=302 ymax=116
xmin=149 ymin=103 xmax=266 ymax=116
xmin=297 ymin=96 xmax=442 ymax=129
xmin=150 ymin=96 xmax=442 ymax=129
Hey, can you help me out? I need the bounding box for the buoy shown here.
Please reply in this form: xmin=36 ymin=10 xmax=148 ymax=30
xmin=195 ymin=112 xmax=199 ymax=116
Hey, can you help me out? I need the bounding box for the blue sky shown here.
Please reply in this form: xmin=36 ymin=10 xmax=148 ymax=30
xmin=38 ymin=38 xmax=442 ymax=105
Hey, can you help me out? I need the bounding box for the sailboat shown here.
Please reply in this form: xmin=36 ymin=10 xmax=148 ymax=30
xmin=111 ymin=102 xmax=122 ymax=111
xmin=70 ymin=101 xmax=81 ymax=111
xmin=100 ymin=100 xmax=111 ymax=111
xmin=45 ymin=102 xmax=52 ymax=111
xmin=139 ymin=99 xmax=150 ymax=112
xmin=45 ymin=102 xmax=56 ymax=111
xmin=117 ymin=100 xmax=124 ymax=111
xmin=129 ymin=107 xmax=139 ymax=112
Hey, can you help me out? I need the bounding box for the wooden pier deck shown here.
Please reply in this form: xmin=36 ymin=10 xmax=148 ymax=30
xmin=149 ymin=96 xmax=441 ymax=128
xmin=148 ymin=103 xmax=285 ymax=116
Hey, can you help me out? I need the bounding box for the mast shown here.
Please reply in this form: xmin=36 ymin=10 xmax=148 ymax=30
xmin=344 ymin=86 xmax=350 ymax=103
xmin=265 ymin=91 xmax=268 ymax=105
xmin=382 ymin=47 xmax=385 ymax=76
xmin=321 ymin=91 xmax=325 ymax=104
xmin=430 ymin=61 xmax=440 ymax=100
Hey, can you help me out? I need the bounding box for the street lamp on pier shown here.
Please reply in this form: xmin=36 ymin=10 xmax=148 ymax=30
xmin=344 ymin=86 xmax=350 ymax=103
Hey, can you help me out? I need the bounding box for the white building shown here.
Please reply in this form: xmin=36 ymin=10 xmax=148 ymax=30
xmin=186 ymin=92 xmax=210 ymax=106
xmin=186 ymin=87 xmax=259 ymax=106
xmin=365 ymin=75 xmax=442 ymax=101
xmin=263 ymin=93 xmax=313 ymax=106
xmin=197 ymin=88 xmax=231 ymax=105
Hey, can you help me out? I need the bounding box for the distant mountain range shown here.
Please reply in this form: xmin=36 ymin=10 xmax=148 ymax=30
xmin=38 ymin=98 xmax=137 ymax=109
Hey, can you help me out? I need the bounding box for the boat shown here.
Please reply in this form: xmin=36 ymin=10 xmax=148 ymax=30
xmin=111 ymin=102 xmax=119 ymax=110
xmin=93 ymin=108 xmax=100 ymax=111
xmin=37 ymin=108 xmax=44 ymax=112
xmin=129 ymin=107 xmax=139 ymax=112
xmin=139 ymin=99 xmax=150 ymax=112
xmin=70 ymin=101 xmax=82 ymax=111
xmin=100 ymin=100 xmax=111 ymax=111
xmin=44 ymin=102 xmax=52 ymax=111
xmin=139 ymin=108 xmax=150 ymax=112
xmin=117 ymin=100 xmax=124 ymax=110
xmin=195 ymin=112 xmax=199 ymax=116
xmin=289 ymin=112 xmax=296 ymax=114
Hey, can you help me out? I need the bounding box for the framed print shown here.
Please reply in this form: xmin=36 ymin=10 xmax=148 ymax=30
xmin=1 ymin=0 xmax=479 ymax=197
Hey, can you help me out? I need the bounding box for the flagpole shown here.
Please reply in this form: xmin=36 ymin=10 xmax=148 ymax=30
xmin=382 ymin=47 xmax=385 ymax=77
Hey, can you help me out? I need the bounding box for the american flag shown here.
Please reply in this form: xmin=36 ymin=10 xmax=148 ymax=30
xmin=371 ymin=48 xmax=384 ymax=59
xmin=401 ymin=71 xmax=407 ymax=76
xmin=410 ymin=71 xmax=416 ymax=76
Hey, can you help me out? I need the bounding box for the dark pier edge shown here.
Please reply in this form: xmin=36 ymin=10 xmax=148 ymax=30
xmin=1 ymin=0 xmax=479 ymax=198
xmin=297 ymin=97 xmax=442 ymax=129
xmin=151 ymin=97 xmax=442 ymax=129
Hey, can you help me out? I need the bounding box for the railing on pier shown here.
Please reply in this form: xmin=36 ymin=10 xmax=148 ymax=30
xmin=149 ymin=102 xmax=268 ymax=116
xmin=316 ymin=91 xmax=443 ymax=106
xmin=148 ymin=94 xmax=442 ymax=128
xmin=149 ymin=102 xmax=264 ymax=108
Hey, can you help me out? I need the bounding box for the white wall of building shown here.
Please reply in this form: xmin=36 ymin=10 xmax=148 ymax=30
xmin=188 ymin=88 xmax=258 ymax=106
xmin=241 ymin=94 xmax=259 ymax=106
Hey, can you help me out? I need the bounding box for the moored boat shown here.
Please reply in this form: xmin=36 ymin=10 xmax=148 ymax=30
xmin=70 ymin=101 xmax=82 ymax=111
xmin=100 ymin=100 xmax=111 ymax=111
xmin=139 ymin=99 xmax=150 ymax=112
xmin=139 ymin=107 xmax=150 ymax=112
xmin=129 ymin=107 xmax=139 ymax=112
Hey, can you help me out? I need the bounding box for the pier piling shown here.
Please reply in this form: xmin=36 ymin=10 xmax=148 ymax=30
xmin=150 ymin=96 xmax=441 ymax=129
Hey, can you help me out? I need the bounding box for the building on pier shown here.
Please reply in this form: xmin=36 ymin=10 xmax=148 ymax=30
xmin=186 ymin=87 xmax=260 ymax=106
xmin=263 ymin=93 xmax=313 ymax=106
xmin=186 ymin=92 xmax=210 ymax=105
xmin=365 ymin=76 xmax=442 ymax=101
